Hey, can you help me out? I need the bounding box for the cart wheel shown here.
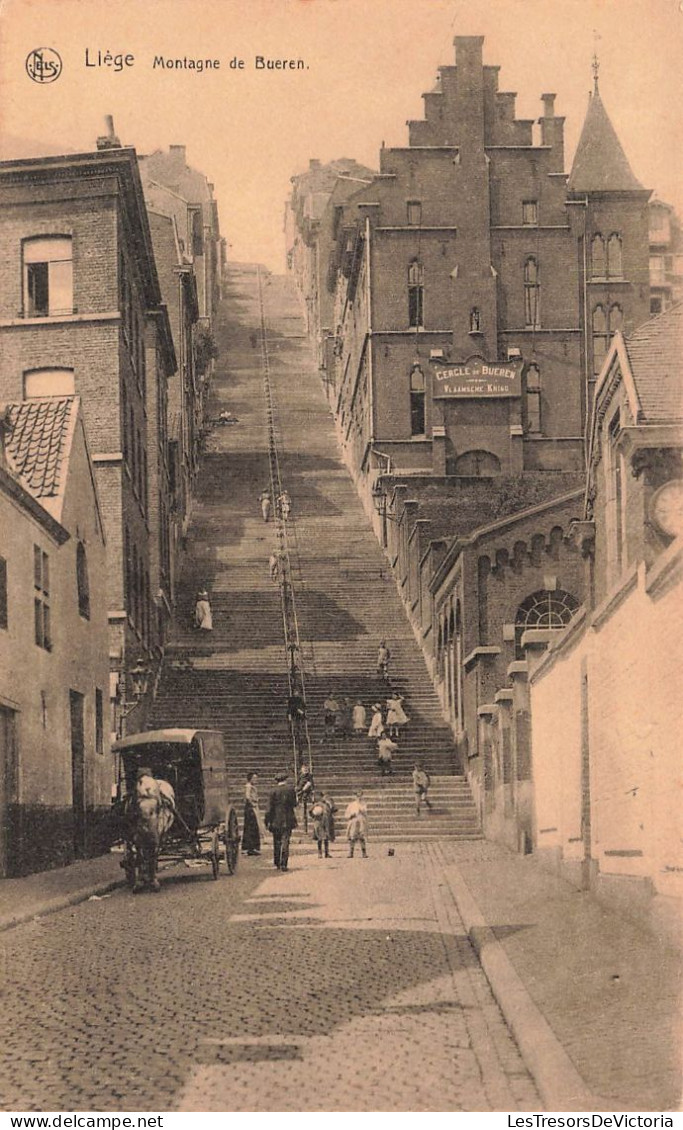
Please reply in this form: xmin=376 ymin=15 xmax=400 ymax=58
xmin=224 ymin=809 xmax=240 ymax=875
xmin=210 ymin=830 xmax=220 ymax=880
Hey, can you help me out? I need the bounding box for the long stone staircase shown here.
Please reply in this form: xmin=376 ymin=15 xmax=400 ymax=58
xmin=150 ymin=264 xmax=481 ymax=841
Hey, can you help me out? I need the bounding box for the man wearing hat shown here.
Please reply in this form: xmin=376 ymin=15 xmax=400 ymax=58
xmin=264 ymin=770 xmax=298 ymax=871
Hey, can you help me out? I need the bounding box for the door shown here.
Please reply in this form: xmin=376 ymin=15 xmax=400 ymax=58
xmin=0 ymin=705 xmax=18 ymax=877
xmin=70 ymin=690 xmax=86 ymax=859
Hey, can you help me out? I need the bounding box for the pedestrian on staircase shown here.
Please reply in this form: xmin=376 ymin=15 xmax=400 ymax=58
xmin=352 ymin=700 xmax=367 ymax=733
xmin=259 ymin=489 xmax=272 ymax=522
xmin=377 ymin=640 xmax=391 ymax=679
xmin=269 ymin=551 xmax=280 ymax=581
xmin=264 ymin=771 xmax=298 ymax=871
xmin=412 ymin=763 xmax=432 ymax=815
xmin=377 ymin=733 xmax=398 ymax=776
xmin=386 ymin=693 xmax=409 ymax=738
xmin=242 ymin=772 xmax=261 ymax=855
xmin=345 ymin=792 xmax=368 ymax=858
xmin=323 ymin=693 xmax=339 ymax=742
xmin=193 ymin=590 xmax=213 ymax=631
xmin=278 ymin=490 xmax=291 ymax=521
xmin=367 ymin=703 xmax=384 ymax=741
xmin=335 ymin=696 xmax=352 ymax=739
xmin=297 ymin=762 xmax=314 ymax=831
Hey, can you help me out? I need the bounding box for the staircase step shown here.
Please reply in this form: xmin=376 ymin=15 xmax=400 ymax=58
xmin=148 ymin=266 xmax=480 ymax=842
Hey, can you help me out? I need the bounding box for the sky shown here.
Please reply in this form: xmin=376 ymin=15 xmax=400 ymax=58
xmin=0 ymin=0 xmax=681 ymax=271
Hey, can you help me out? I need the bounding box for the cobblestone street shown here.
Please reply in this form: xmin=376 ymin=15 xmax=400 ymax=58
xmin=0 ymin=842 xmax=540 ymax=1112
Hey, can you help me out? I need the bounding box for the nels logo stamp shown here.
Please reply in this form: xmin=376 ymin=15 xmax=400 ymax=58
xmin=26 ymin=47 xmax=62 ymax=83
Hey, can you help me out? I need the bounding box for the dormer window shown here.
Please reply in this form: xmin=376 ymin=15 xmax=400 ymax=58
xmin=23 ymin=236 xmax=73 ymax=317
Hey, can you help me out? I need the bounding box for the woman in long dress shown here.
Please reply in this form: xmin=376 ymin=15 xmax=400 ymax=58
xmin=386 ymin=693 xmax=409 ymax=738
xmin=352 ymin=700 xmax=367 ymax=733
xmin=193 ymin=590 xmax=213 ymax=631
xmin=242 ymin=772 xmax=261 ymax=855
xmin=367 ymin=703 xmax=384 ymax=740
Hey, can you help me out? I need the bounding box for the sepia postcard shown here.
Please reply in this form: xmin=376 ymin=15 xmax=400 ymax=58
xmin=0 ymin=0 xmax=681 ymax=1118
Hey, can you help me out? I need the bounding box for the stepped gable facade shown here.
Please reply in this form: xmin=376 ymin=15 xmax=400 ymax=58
xmin=527 ymin=303 xmax=683 ymax=919
xmin=0 ymin=396 xmax=110 ymax=876
xmin=320 ymin=37 xmax=650 ymax=491
xmin=0 ymin=147 xmax=176 ymax=738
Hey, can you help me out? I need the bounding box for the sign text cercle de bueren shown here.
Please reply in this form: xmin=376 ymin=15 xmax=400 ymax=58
xmin=430 ymin=355 xmax=523 ymax=398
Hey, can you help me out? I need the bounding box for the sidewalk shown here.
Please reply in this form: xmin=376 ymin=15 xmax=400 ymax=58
xmin=0 ymin=852 xmax=125 ymax=932
xmin=429 ymin=840 xmax=682 ymax=1112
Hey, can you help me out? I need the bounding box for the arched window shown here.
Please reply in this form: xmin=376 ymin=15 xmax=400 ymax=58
xmin=514 ymin=589 xmax=579 ymax=658
xmin=408 ymin=260 xmax=424 ymax=328
xmin=449 ymin=450 xmax=501 ymax=477
xmin=525 ymin=364 xmax=542 ymax=434
xmin=409 ymin=364 xmax=426 ymax=437
xmin=523 ymin=257 xmax=540 ymax=328
xmin=591 ymin=234 xmax=606 ymax=278
xmin=23 ymin=368 xmax=75 ymax=398
xmin=76 ymin=542 xmax=90 ymax=620
xmin=592 ymin=304 xmax=609 ymax=375
xmin=609 ymin=304 xmax=623 ymax=333
xmin=23 ymin=236 xmax=73 ymax=317
xmin=607 ymin=233 xmax=623 ymax=278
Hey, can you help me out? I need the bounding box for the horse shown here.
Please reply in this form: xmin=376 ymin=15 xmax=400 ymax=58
xmin=122 ymin=771 xmax=176 ymax=893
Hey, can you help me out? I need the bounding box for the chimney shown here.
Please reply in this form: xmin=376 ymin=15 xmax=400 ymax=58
xmin=309 ymin=159 xmax=321 ymax=170
xmin=96 ymin=114 xmax=121 ymax=150
xmin=169 ymin=145 xmax=187 ymax=167
xmin=541 ymin=93 xmax=556 ymax=118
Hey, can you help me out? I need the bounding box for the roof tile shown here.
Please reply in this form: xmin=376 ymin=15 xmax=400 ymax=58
xmin=623 ymin=303 xmax=683 ymax=423
xmin=3 ymin=397 xmax=75 ymax=498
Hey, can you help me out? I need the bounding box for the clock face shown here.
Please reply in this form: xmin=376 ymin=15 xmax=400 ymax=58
xmin=650 ymin=480 xmax=683 ymax=538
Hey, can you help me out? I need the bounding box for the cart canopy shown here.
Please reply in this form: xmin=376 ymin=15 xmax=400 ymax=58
xmin=113 ymin=729 xmax=230 ymax=828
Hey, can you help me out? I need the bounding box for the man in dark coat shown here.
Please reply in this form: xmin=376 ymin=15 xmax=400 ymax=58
xmin=264 ymin=771 xmax=298 ymax=871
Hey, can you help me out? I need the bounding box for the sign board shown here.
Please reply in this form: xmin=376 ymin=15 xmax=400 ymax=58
xmin=431 ymin=356 xmax=523 ymax=398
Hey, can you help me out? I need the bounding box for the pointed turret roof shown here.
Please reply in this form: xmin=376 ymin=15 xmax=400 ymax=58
xmin=568 ymin=89 xmax=643 ymax=193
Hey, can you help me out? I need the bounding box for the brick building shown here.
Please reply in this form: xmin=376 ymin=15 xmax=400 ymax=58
xmin=0 ymin=148 xmax=176 ymax=737
xmin=285 ymin=158 xmax=375 ymax=365
xmin=527 ymin=303 xmax=683 ymax=929
xmin=139 ymin=146 xmax=222 ymax=330
xmin=648 ymin=198 xmax=683 ymax=316
xmin=288 ymin=36 xmax=658 ymax=851
xmin=147 ymin=210 xmax=200 ymax=561
xmin=0 ymin=397 xmax=111 ymax=875
xmin=317 ymin=39 xmax=650 ymax=497
xmin=139 ymin=147 xmax=222 ymax=538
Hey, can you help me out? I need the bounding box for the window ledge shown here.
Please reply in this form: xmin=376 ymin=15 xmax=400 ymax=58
xmin=0 ymin=311 xmax=120 ymax=329
xmin=464 ymin=645 xmax=501 ymax=670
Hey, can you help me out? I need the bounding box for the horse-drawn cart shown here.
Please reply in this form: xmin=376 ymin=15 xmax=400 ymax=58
xmin=112 ymin=728 xmax=240 ymax=891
